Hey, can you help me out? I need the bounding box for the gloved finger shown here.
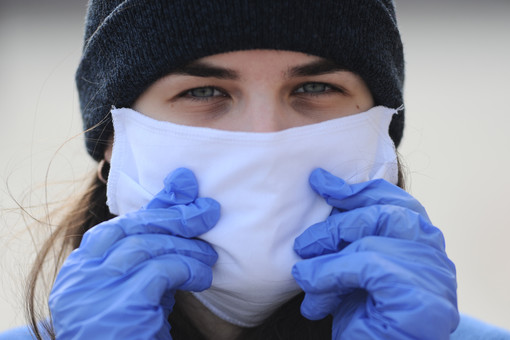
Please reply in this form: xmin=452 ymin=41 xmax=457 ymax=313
xmin=309 ymin=168 xmax=428 ymax=218
xmin=339 ymin=290 xmax=459 ymax=340
xmin=294 ymin=253 xmax=457 ymax=335
xmin=294 ymin=205 xmax=445 ymax=259
xmin=80 ymin=197 xmax=220 ymax=258
xmin=300 ymin=291 xmax=342 ymax=320
xmin=145 ymin=167 xmax=199 ymax=209
xmin=100 ymin=234 xmax=218 ymax=275
xmin=327 ymin=294 xmax=454 ymax=340
xmin=299 ymin=288 xmax=366 ymax=322
xmin=50 ymin=254 xmax=214 ymax=324
xmin=340 ymin=236 xmax=457 ymax=285
xmin=292 ymin=240 xmax=456 ymax=313
xmin=130 ymin=253 xmax=215 ymax=301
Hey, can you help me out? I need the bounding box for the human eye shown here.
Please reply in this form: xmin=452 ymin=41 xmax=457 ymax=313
xmin=181 ymin=86 xmax=227 ymax=101
xmin=294 ymin=82 xmax=339 ymax=96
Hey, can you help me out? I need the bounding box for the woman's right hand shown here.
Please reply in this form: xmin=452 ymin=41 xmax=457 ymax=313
xmin=49 ymin=168 xmax=220 ymax=340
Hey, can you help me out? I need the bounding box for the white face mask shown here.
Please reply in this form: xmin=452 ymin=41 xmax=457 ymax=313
xmin=107 ymin=106 xmax=399 ymax=327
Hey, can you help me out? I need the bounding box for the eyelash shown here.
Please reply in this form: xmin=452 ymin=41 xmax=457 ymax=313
xmin=179 ymin=86 xmax=228 ymax=102
xmin=293 ymin=82 xmax=343 ymax=97
xmin=179 ymin=82 xmax=343 ymax=102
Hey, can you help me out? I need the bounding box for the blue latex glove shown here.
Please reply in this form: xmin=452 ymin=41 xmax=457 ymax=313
xmin=49 ymin=168 xmax=220 ymax=339
xmin=292 ymin=168 xmax=459 ymax=340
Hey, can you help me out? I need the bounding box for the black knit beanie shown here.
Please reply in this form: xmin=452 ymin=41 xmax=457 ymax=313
xmin=77 ymin=0 xmax=405 ymax=161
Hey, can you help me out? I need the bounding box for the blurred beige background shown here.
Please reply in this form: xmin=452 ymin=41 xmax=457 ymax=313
xmin=1 ymin=0 xmax=509 ymax=333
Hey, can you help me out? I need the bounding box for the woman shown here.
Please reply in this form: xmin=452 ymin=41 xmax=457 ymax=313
xmin=1 ymin=0 xmax=505 ymax=339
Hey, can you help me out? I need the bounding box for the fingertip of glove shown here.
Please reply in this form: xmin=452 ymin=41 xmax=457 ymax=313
xmin=294 ymin=220 xmax=341 ymax=258
xmin=169 ymin=167 xmax=195 ymax=177
xmin=291 ymin=262 xmax=307 ymax=284
xmin=293 ymin=237 xmax=306 ymax=257
xmin=195 ymin=197 xmax=221 ymax=228
xmin=293 ymin=235 xmax=317 ymax=259
xmin=163 ymin=168 xmax=199 ymax=204
xmin=180 ymin=257 xmax=214 ymax=292
xmin=299 ymin=297 xmax=329 ymax=321
xmin=309 ymin=168 xmax=348 ymax=197
xmin=196 ymin=240 xmax=219 ymax=265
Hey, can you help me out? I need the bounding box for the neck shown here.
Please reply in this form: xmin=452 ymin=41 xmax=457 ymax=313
xmin=175 ymin=291 xmax=244 ymax=340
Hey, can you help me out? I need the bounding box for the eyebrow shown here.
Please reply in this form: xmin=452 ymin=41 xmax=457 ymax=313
xmin=169 ymin=59 xmax=346 ymax=80
xmin=171 ymin=61 xmax=240 ymax=80
xmin=286 ymin=59 xmax=347 ymax=78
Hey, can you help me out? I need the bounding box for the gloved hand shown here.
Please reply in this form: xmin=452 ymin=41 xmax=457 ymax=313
xmin=292 ymin=168 xmax=459 ymax=340
xmin=49 ymin=168 xmax=220 ymax=339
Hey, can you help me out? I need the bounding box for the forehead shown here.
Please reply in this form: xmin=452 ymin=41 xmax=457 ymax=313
xmin=196 ymin=50 xmax=322 ymax=66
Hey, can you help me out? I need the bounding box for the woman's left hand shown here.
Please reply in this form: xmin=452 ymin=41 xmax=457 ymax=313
xmin=292 ymin=169 xmax=459 ymax=340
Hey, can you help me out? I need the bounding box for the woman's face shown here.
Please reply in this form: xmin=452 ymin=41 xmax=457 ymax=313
xmin=132 ymin=50 xmax=374 ymax=132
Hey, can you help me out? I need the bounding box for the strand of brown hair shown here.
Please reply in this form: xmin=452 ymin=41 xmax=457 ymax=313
xmin=24 ymin=173 xmax=112 ymax=340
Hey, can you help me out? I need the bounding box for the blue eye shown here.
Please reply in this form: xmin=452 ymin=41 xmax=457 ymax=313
xmin=295 ymin=82 xmax=332 ymax=94
xmin=186 ymin=86 xmax=224 ymax=99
